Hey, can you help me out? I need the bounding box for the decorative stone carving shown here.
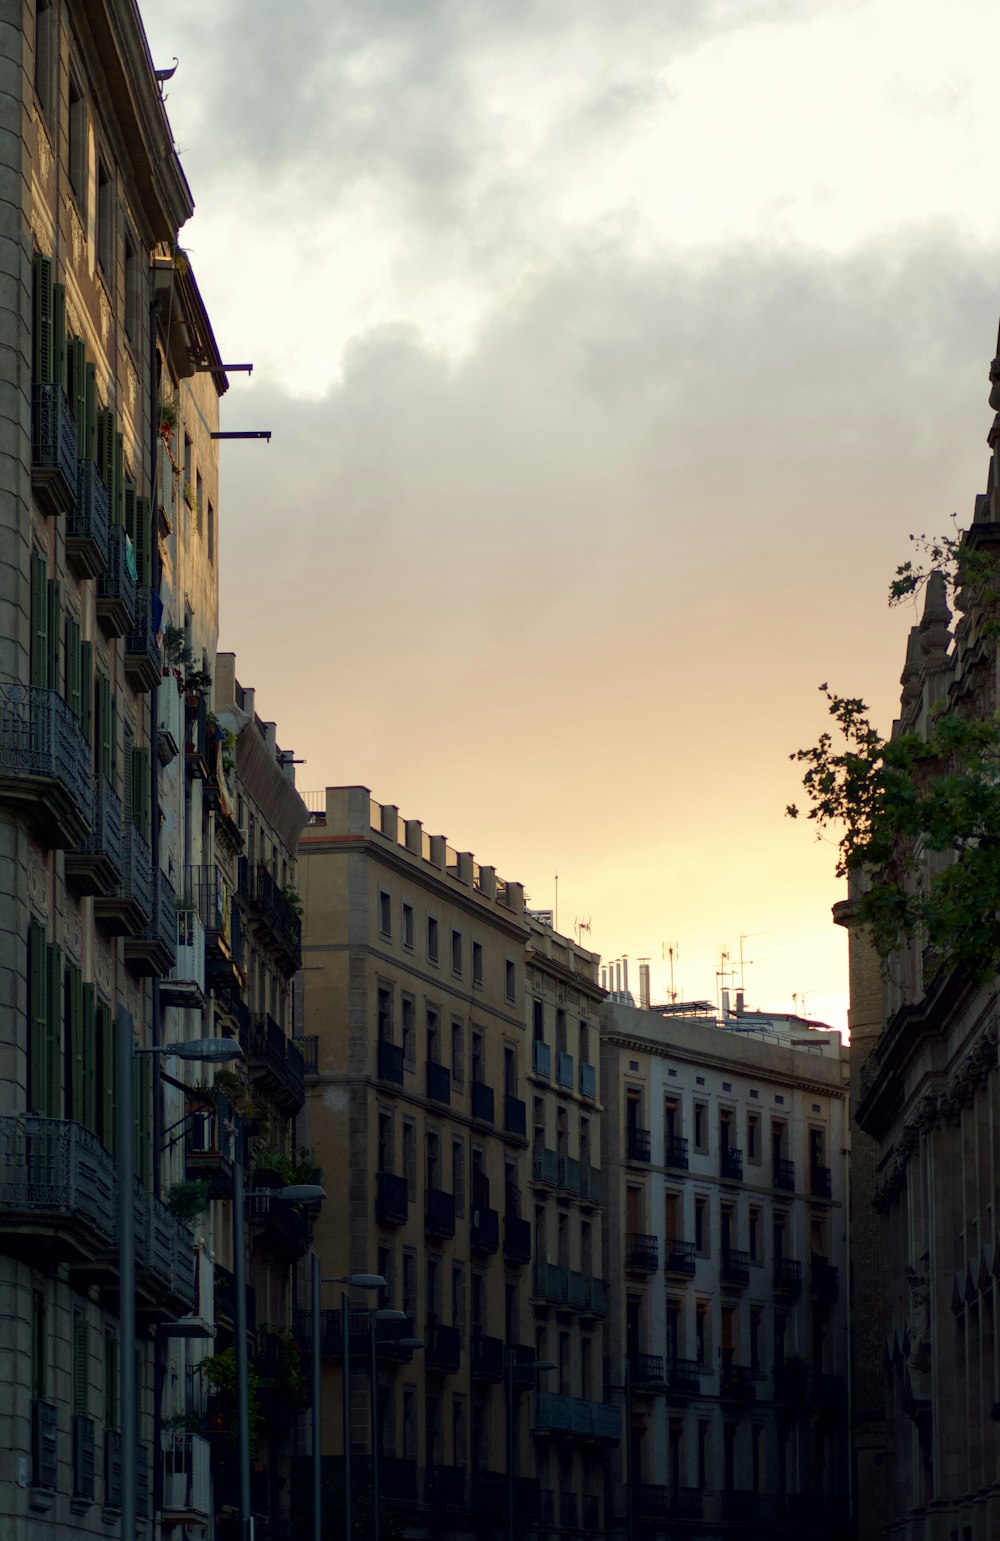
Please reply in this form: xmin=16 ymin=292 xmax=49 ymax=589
xmin=99 ymin=286 xmax=111 ymax=346
xmin=63 ymin=901 xmax=82 ymax=963
xmin=28 ymin=849 xmax=48 ymax=917
xmin=95 ymin=937 xmax=114 ymax=1000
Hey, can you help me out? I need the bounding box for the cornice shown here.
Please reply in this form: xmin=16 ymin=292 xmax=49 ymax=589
xmin=600 ymin=1029 xmax=847 ymax=1101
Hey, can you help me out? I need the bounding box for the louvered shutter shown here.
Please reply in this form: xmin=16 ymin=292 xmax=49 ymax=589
xmin=52 ymin=283 xmax=66 ymax=392
xmin=84 ymin=364 xmax=97 ymax=464
xmin=80 ymin=642 xmax=93 ymax=750
xmin=30 ymin=551 xmax=48 ymax=689
xmin=72 ymin=338 xmax=87 ymax=456
xmin=109 ymin=691 xmax=117 ymax=784
xmin=66 ymin=962 xmax=83 ymax=1122
xmin=98 ymin=1003 xmax=117 ymax=1157
xmin=65 ymin=617 xmax=82 ymax=719
xmin=97 ymin=675 xmax=112 ymax=780
xmin=131 ymin=746 xmax=150 ymax=838
xmin=134 ymin=1051 xmax=152 ymax=1190
xmin=45 ymin=941 xmax=63 ymax=1117
xmin=73 ymin=1310 xmax=88 ymax=1417
xmin=28 ymin=922 xmax=48 ymax=1113
xmin=81 ymin=984 xmax=97 ymax=1134
xmin=135 ymin=495 xmax=151 ymax=586
xmin=113 ymin=432 xmax=123 ymax=528
xmin=123 ymin=730 xmax=134 ymax=823
xmin=46 ymin=579 xmax=60 ymax=692
xmin=33 ymin=253 xmax=53 ymax=385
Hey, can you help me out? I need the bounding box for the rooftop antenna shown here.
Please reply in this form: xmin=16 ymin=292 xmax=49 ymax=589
xmin=792 ymin=991 xmax=811 ymax=1017
xmin=716 ymin=947 xmax=735 ymax=1014
xmin=574 ymin=917 xmax=591 ymax=945
xmin=554 ymin=875 xmax=558 ymax=934
xmin=662 ymin=942 xmax=679 ymax=1005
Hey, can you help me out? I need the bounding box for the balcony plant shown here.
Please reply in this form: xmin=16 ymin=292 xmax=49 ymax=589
xmin=281 ymin=885 xmax=303 ymax=919
xmin=291 ymin=1147 xmax=322 ymax=1186
xmin=200 ymin=1347 xmax=262 ymax=1450
xmin=210 ymin=1068 xmax=272 ymax=1151
xmin=258 ymin=1324 xmax=307 ymax=1409
xmin=166 ymin=1179 xmax=212 ymax=1221
xmin=159 ymin=397 xmax=178 ymax=439
xmin=252 ymin=1149 xmax=296 ymax=1187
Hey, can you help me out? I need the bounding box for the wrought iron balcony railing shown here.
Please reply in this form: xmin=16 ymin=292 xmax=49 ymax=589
xmin=32 ymin=382 xmax=78 ymax=516
xmin=96 ymin=825 xmax=153 ymax=937
xmin=625 ymin=1232 xmax=659 ymax=1272
xmin=531 ymin=1039 xmax=551 ymax=1077
xmin=66 ymin=774 xmax=123 ymax=897
xmin=531 ymin=1392 xmax=621 ymax=1443
xmin=579 ymin=1061 xmax=597 ymax=1099
xmin=124 ymin=585 xmax=161 ymax=692
xmin=471 ymin=1080 xmax=494 ymax=1122
xmin=665 ymin=1134 xmax=689 ymax=1169
xmin=774 ymin=1256 xmax=803 ymax=1296
xmin=96 ymin=524 xmax=137 ymax=638
xmin=503 ymin=1094 xmax=527 ymax=1139
xmin=243 ymin=1013 xmax=305 ymax=1113
xmin=721 ymin=1248 xmax=751 ymax=1288
xmin=124 ymin=867 xmax=178 ymax=976
xmin=471 ymin=1206 xmax=499 ymax=1253
xmin=377 ymin=1038 xmax=405 ymax=1085
xmin=721 ymin=1146 xmax=744 ymax=1181
xmin=375 ymin=1169 xmax=409 ymax=1225
xmin=503 ymin=1214 xmax=531 ymax=1263
xmin=0 ymin=683 xmax=93 ymax=849
xmin=664 ymin=1239 xmax=696 ymax=1276
xmin=810 ymin=1163 xmax=832 ymax=1198
xmin=773 ymin=1157 xmax=796 ymax=1191
xmin=470 ymin=1334 xmax=505 ymax=1381
xmin=426 ymin=1060 xmax=451 ymax=1105
xmin=424 ymin=1323 xmax=461 ymax=1374
xmin=67 ymin=457 xmax=110 ymax=578
xmin=425 ymin=1187 xmax=456 ymax=1238
xmin=0 ymin=1115 xmax=115 ymax=1256
xmin=556 ymin=1051 xmax=574 ymax=1088
xmin=626 ymin=1125 xmax=651 ymax=1162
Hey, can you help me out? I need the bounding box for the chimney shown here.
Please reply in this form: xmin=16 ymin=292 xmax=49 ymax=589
xmin=735 ymin=990 xmax=745 ymax=1015
xmin=639 ymin=962 xmax=651 ymax=1010
xmin=721 ymin=989 xmax=730 ymax=1020
xmin=622 ymin=957 xmax=629 ymax=998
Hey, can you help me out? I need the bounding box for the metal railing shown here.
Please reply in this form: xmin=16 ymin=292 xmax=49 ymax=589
xmin=503 ymin=1214 xmax=531 ymax=1262
xmin=556 ymin=1051 xmax=574 ymax=1088
xmin=0 ymin=1115 xmax=115 ymax=1246
xmin=69 ymin=458 xmax=110 ymax=572
xmin=773 ymin=1157 xmax=795 ymax=1190
xmin=721 ymin=1248 xmax=751 ymax=1287
xmin=774 ymin=1256 xmax=802 ymax=1294
xmin=161 ymin=1432 xmax=211 ymax=1517
xmin=810 ymin=1163 xmax=832 ymax=1198
xmin=426 ymin=1060 xmax=451 ymax=1105
xmin=721 ymin=1146 xmax=744 ymax=1181
xmin=72 ymin=773 xmax=123 ymax=879
xmin=0 ymin=683 xmax=93 ymax=837
xmin=470 ymin=1334 xmax=504 ymax=1380
xmin=425 ymin=1187 xmax=456 ymax=1238
xmin=665 ymin=1239 xmax=696 ymax=1276
xmin=32 ymin=382 xmax=78 ymax=509
xmin=375 ymin=1169 xmax=409 ymax=1224
xmin=97 ymin=525 xmax=137 ymax=633
xmin=579 ymin=1061 xmax=597 ymax=1098
xmin=471 ymin=1080 xmax=494 ymax=1122
xmin=532 ymin=1040 xmax=551 ymax=1077
xmin=665 ymin=1134 xmax=689 ymax=1169
xmin=626 ymin=1125 xmax=651 ymax=1162
xmin=471 ymin=1206 xmax=499 ymax=1253
xmin=503 ymin=1094 xmax=527 ymax=1138
xmin=249 ymin=863 xmax=302 ymax=968
xmin=424 ymin=1323 xmax=461 ymax=1373
xmin=125 ymin=585 xmax=162 ymax=686
xmin=532 ymin=1392 xmax=621 ymax=1442
xmin=625 ymin=1232 xmax=659 ymax=1271
xmin=629 ymin=1353 xmax=664 ymax=1387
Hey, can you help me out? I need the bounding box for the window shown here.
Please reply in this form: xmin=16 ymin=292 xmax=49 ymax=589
xmin=195 ymin=470 xmax=203 ymax=535
xmin=471 ymin=1029 xmax=484 ymax=1086
xmin=425 ymin=1130 xmax=440 ymax=1190
xmin=453 ymin=1139 xmax=465 ymax=1218
xmin=402 ymin=1386 xmax=417 ymax=1461
xmin=695 ymin=1302 xmax=709 ymax=1365
xmin=401 ymin=994 xmax=415 ymax=1066
xmin=402 ymin=902 xmax=414 ymax=950
xmin=748 ymin=1207 xmax=761 ymax=1262
xmin=68 ymin=75 xmax=86 ymax=198
xmin=426 ymin=1257 xmax=439 ymax=1322
xmin=451 ymin=1394 xmax=465 ymax=1468
xmin=427 ymin=915 xmax=439 ymax=964
xmin=697 ymin=1420 xmax=709 ymax=1488
xmin=402 ymin=1252 xmax=416 ymax=1317
xmin=750 ymin=1309 xmax=762 ymax=1373
xmin=402 ymin=1120 xmax=416 ymax=1198
xmin=556 ymin=1009 xmax=567 ymax=1054
xmin=747 ymin=1113 xmax=760 ymax=1163
xmin=451 ymin=1263 xmax=465 ymax=1338
xmin=693 ymin=1102 xmax=707 ymax=1153
xmin=377 ymin=985 xmax=392 ymax=1041
xmin=379 ymin=889 xmax=392 ymax=939
xmin=694 ymin=1197 xmax=708 ymax=1256
xmin=426 ymin=1006 xmax=440 ymax=1063
xmin=579 ymin=1020 xmax=589 ymax=1063
xmin=472 ymin=941 xmax=483 ymax=986
xmin=207 ymin=501 xmax=215 ymax=565
xmin=377 ymin=1243 xmax=393 ymax=1307
xmin=451 ymin=928 xmax=462 ymax=976
xmin=97 ymin=158 xmax=113 ymax=279
xmin=505 ymin=959 xmax=516 ymax=1003
xmin=34 ymin=0 xmax=54 ymax=121
xmin=124 ymin=228 xmax=139 ymax=343
xmin=451 ymin=1019 xmax=464 ymax=1087
xmin=103 ymin=1327 xmax=118 ymax=1429
xmin=32 ymin=1289 xmax=47 ymax=1400
xmin=378 ymin=1109 xmax=394 ymax=1171
xmin=532 ymin=999 xmax=544 ymax=1040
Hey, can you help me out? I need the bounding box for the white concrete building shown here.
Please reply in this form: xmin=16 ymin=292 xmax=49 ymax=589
xmin=600 ymin=1001 xmax=850 ymax=1539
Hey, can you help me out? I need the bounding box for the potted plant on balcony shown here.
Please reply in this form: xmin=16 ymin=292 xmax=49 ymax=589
xmin=291 ymin=1147 xmax=322 ymax=1186
xmin=252 ymin=1149 xmax=295 ymax=1187
xmin=165 ymin=1179 xmax=212 ymax=1222
xmin=200 ymin=1348 xmax=262 ymax=1450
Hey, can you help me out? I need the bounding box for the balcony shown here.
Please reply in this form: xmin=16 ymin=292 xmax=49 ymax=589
xmin=773 ymin=1157 xmax=795 ymax=1191
xmin=720 ymin=1353 xmax=756 ymax=1401
xmin=381 ymin=1457 xmax=418 ymax=1502
xmin=97 ymin=525 xmax=138 ymax=637
xmin=665 ymin=1134 xmax=689 ymax=1170
xmin=0 ymin=1116 xmax=115 ymax=1262
xmin=184 ymin=691 xmax=209 ymax=779
xmin=319 ymin=1309 xmax=417 ymax=1363
xmin=532 ymin=1040 xmax=551 ymax=1077
xmin=184 ymin=1098 xmax=234 ymax=1188
xmin=424 ymin=1322 xmax=461 ymax=1373
xmin=95 ymin=825 xmax=153 ymax=938
xmin=638 ymin=1485 xmax=702 ymax=1522
xmin=534 ymin=1263 xmax=608 ymax=1316
xmin=503 ymin=1214 xmax=531 ymax=1264
xmin=125 ymin=586 xmax=162 ymax=692
xmin=161 ymin=1432 xmax=211 ymax=1521
xmin=67 ymin=458 xmax=109 ymax=578
xmin=582 ymin=1494 xmax=601 ymax=1530
xmin=124 ymin=867 xmax=178 ymax=977
xmin=664 ymin=1239 xmax=696 ymax=1278
xmin=104 ymin=1429 xmax=122 ymax=1509
xmin=245 ymin=1190 xmax=312 ymax=1260
xmin=472 ymin=1471 xmax=507 ymax=1509
xmin=73 ymin=1413 xmax=96 ymax=1501
xmin=810 ymin=1257 xmax=840 ymax=1301
xmin=188 ymin=865 xmax=243 ymax=990
xmin=471 ymin=1206 xmax=499 ymax=1254
xmin=629 ymin=1353 xmax=665 ymax=1389
xmin=581 ymin=1163 xmax=602 ymax=1206
xmin=470 ymin=1333 xmax=505 ymax=1381
xmin=556 ymin=1051 xmax=574 ymax=1088
xmin=162 ymin=910 xmax=207 ymax=1009
xmin=560 ymin=1154 xmax=582 ymax=1194
xmin=531 ymin=1392 xmax=621 ymax=1443
xmin=247 ymin=863 xmax=302 ymax=973
xmin=626 ymin=1125 xmax=651 ymax=1163
xmin=425 ymin=1187 xmax=456 ymax=1239
xmin=560 ymin=1491 xmax=579 ymax=1528
xmin=375 ymin=1037 xmax=404 ymax=1086
xmin=426 ymin=1060 xmax=451 ymax=1105
xmin=427 ymin=1464 xmax=465 ymax=1507
xmin=241 ymin=1014 xmax=305 ymax=1114
xmin=579 ymin=1061 xmax=597 ymax=1099
xmin=625 ymin=1232 xmax=659 ymax=1272
xmin=215 ymin=1264 xmax=257 ymax=1336
xmin=471 ymin=1080 xmax=494 ymax=1123
xmin=774 ymin=1256 xmax=803 ymax=1298
xmin=65 ymin=775 xmax=123 ymax=897
xmin=375 ymin=1169 xmax=409 ymax=1225
xmin=721 ymin=1248 xmax=750 ymax=1289
xmin=721 ymin=1146 xmax=744 ymax=1182
xmin=135 ymin=1190 xmax=197 ymax=1315
xmin=0 ymin=683 xmax=93 ymax=849
xmin=666 ymin=1358 xmax=703 ymax=1398
xmin=811 ymin=1163 xmax=833 ymax=1198
xmin=32 ymin=382 xmax=78 ymax=516
xmin=532 ymin=1146 xmax=559 ymax=1188
xmin=503 ymin=1094 xmax=527 ymax=1139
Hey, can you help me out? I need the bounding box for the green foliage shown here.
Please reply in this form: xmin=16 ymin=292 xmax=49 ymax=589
xmin=258 ymin=1324 xmax=307 ymax=1407
xmin=165 ymin=1179 xmax=212 ymax=1221
xmin=200 ymin=1347 xmax=263 ymax=1451
xmin=788 ymin=664 xmax=1000 ymax=975
xmin=281 ymin=885 xmax=303 ymax=917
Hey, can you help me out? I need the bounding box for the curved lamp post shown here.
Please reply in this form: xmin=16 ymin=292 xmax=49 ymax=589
xmin=311 ymin=1269 xmax=386 ymax=1541
xmin=120 ymin=1033 xmax=243 ymax=1541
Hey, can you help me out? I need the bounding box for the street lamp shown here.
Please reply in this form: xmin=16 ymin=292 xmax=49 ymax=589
xmin=119 ymin=1031 xmax=243 ymax=1541
xmin=310 ymin=1269 xmax=386 ymax=1541
xmin=364 ymin=1310 xmax=422 ymax=1541
xmin=505 ymin=1352 xmax=555 ymax=1541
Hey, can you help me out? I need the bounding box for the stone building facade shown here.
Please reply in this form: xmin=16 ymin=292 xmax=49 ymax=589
xmin=600 ymin=1001 xmax=850 ymax=1539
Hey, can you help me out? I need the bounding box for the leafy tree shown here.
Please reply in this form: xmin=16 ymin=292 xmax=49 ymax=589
xmin=788 ymin=531 xmax=1000 ymax=977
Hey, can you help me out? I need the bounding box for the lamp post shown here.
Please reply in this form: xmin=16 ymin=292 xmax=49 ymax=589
xmin=312 ymin=1273 xmax=385 ymax=1541
xmin=505 ymin=1352 xmax=555 ymax=1541
xmin=120 ymin=1030 xmax=243 ymax=1541
xmin=365 ymin=1311 xmax=421 ymax=1541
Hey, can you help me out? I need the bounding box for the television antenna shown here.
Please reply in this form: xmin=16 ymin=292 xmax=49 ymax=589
xmin=662 ymin=941 xmax=679 ymax=1004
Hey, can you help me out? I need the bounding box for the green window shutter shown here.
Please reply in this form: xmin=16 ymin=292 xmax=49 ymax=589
xmin=134 ymin=1053 xmax=152 ymax=1190
xmin=113 ymin=433 xmax=123 ymax=528
xmin=98 ymin=1003 xmax=117 ymax=1158
xmin=65 ymin=617 xmax=82 ymax=719
xmin=71 ymin=338 xmax=87 ymax=456
xmin=52 ymin=283 xmax=66 ymax=392
xmin=44 ymin=941 xmax=63 ymax=1118
xmin=135 ymin=495 xmax=152 ymax=586
xmin=131 ymin=746 xmax=150 ymax=838
xmin=97 ymin=675 xmax=111 ymax=780
xmin=28 ymin=922 xmax=48 ymax=1114
xmin=30 ymin=551 xmax=48 ymax=689
xmin=81 ymin=983 xmax=97 ymax=1134
xmin=33 ymin=253 xmax=53 ymax=386
xmin=110 ymin=691 xmax=118 ymax=785
xmin=123 ymin=729 xmax=134 ymax=822
xmin=123 ymin=482 xmax=137 ymax=556
xmin=66 ymin=962 xmax=83 ymax=1122
xmin=96 ymin=407 xmax=112 ymax=486
xmin=73 ymin=1309 xmax=88 ymax=1418
xmin=84 ymin=364 xmax=97 ymax=465
xmin=46 ymin=579 xmax=60 ymax=692
xmin=80 ymin=641 xmax=93 ymax=748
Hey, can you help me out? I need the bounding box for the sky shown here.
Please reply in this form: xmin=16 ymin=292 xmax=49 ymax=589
xmin=143 ymin=0 xmax=1000 ymax=1030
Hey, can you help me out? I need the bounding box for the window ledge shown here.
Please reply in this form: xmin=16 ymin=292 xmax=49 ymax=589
xmin=29 ymin=1487 xmax=55 ymax=1512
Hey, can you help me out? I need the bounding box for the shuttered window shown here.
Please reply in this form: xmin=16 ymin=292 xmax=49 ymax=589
xmin=79 ymin=984 xmax=98 ymax=1134
xmin=96 ymin=1001 xmax=117 ymax=1158
xmin=32 ymin=253 xmax=53 ymax=386
xmin=73 ymin=1308 xmax=88 ymax=1417
xmin=134 ymin=1036 xmax=152 ymax=1190
xmin=64 ymin=961 xmax=82 ymax=1120
xmin=28 ymin=922 xmax=62 ymax=1116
